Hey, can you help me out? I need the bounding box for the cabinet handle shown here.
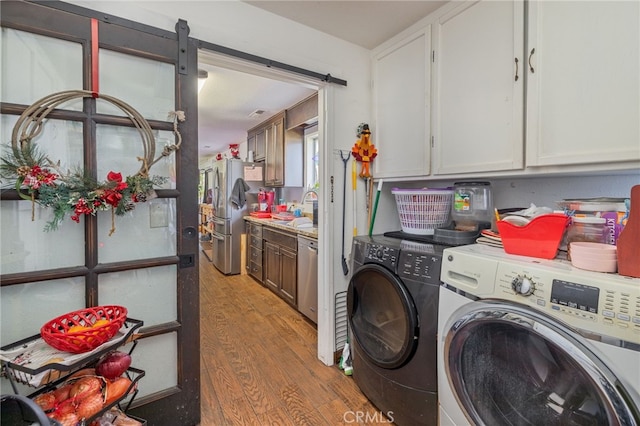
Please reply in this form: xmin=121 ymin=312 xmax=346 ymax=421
xmin=514 ymin=57 xmax=519 ymax=81
xmin=529 ymin=48 xmax=535 ymax=73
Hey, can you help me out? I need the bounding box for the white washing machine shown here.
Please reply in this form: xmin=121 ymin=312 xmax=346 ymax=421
xmin=438 ymin=244 xmax=640 ymax=426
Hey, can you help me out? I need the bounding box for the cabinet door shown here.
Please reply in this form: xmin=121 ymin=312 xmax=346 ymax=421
xmin=255 ymin=128 xmax=266 ymax=161
xmin=265 ymin=115 xmax=285 ymax=186
xmin=372 ymin=27 xmax=432 ymax=179
xmin=279 ymin=247 xmax=297 ymax=307
xmin=265 ymin=124 xmax=276 ymax=184
xmin=273 ymin=116 xmax=285 ymax=186
xmin=247 ymin=133 xmax=257 ymax=159
xmin=264 ymin=241 xmax=280 ymax=293
xmin=433 ymin=0 xmax=524 ymax=174
xmin=526 ymin=1 xmax=640 ymax=167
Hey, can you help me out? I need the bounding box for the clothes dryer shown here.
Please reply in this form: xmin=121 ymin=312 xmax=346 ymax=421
xmin=438 ymin=244 xmax=640 ymax=426
xmin=348 ymin=235 xmax=446 ymax=426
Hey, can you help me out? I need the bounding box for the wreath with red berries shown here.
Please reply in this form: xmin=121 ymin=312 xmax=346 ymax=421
xmin=0 ymin=90 xmax=184 ymax=235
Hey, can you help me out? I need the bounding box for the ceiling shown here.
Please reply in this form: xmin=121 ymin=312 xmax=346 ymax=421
xmin=197 ymin=1 xmax=447 ymax=158
xmin=244 ymin=1 xmax=447 ymax=50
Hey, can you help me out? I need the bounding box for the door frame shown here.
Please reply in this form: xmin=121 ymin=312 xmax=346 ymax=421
xmin=197 ymin=49 xmax=338 ymax=365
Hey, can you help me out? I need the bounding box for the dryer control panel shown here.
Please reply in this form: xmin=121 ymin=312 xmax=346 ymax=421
xmin=363 ymin=243 xmax=398 ymax=270
xmin=398 ymin=251 xmax=442 ymax=282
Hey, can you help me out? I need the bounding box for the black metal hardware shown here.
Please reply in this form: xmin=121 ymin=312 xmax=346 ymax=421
xmin=176 ymin=19 xmax=190 ymax=75
xmin=179 ymin=254 xmax=195 ymax=268
xmin=529 ymin=48 xmax=535 ymax=73
xmin=198 ymin=39 xmax=347 ymax=87
xmin=182 ymin=226 xmax=197 ymax=239
xmin=515 ymin=57 xmax=519 ymax=81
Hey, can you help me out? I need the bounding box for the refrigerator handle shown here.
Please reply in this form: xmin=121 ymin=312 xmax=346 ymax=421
xmin=210 ymin=232 xmax=225 ymax=241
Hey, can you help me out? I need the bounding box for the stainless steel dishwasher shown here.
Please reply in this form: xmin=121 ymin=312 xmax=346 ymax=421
xmin=297 ymin=235 xmax=318 ymax=324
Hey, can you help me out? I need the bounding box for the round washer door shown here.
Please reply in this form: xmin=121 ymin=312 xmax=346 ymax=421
xmin=347 ymin=263 xmax=418 ymax=369
xmin=442 ymin=300 xmax=639 ymax=426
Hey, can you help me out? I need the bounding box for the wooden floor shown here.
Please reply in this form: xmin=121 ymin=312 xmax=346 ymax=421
xmin=198 ymin=252 xmax=390 ymax=425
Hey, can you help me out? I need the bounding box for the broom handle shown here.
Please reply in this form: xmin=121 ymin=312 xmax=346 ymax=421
xmin=368 ymin=179 xmax=383 ymax=236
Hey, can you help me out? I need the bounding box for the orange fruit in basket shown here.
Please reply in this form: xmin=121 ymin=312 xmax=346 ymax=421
xmin=41 ymin=305 xmax=127 ymax=353
xmin=92 ymin=319 xmax=110 ymax=328
xmin=67 ymin=325 xmax=88 ymax=334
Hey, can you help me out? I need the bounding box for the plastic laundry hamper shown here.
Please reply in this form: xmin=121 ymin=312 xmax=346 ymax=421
xmin=392 ymin=188 xmax=454 ymax=235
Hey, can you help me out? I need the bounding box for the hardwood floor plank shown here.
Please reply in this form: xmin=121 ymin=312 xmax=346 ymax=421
xmin=198 ymin=252 xmax=387 ymax=425
xmin=279 ymin=383 xmax=330 ymax=425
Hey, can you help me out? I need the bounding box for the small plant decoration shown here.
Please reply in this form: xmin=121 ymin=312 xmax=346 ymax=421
xmin=0 ymin=90 xmax=185 ymax=235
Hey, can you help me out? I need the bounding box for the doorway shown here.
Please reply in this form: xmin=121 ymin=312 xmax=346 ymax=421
xmin=196 ymin=49 xmax=335 ymax=364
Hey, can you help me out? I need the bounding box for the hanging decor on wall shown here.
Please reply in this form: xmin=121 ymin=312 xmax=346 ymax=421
xmin=351 ymin=123 xmax=377 ymax=178
xmin=0 ymin=90 xmax=185 ymax=235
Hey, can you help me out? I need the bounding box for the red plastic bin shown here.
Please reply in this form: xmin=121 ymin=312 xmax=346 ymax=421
xmin=496 ymin=213 xmax=570 ymax=259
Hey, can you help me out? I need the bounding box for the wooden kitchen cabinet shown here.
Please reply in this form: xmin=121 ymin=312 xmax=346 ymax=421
xmin=286 ymin=93 xmax=318 ymax=129
xmin=525 ymin=1 xmax=640 ymax=167
xmin=247 ymin=128 xmax=266 ymax=161
xmin=263 ymin=228 xmax=297 ymax=307
xmin=372 ymin=27 xmax=432 ymax=179
xmin=432 ymin=0 xmax=524 ymax=175
xmin=250 ymin=111 xmax=303 ymax=187
xmin=265 ymin=113 xmax=285 ymax=186
xmin=279 ymin=246 xmax=297 ymax=306
xmin=246 ymin=221 xmax=263 ymax=283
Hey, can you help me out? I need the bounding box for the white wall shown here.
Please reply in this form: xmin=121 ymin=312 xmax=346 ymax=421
xmin=369 ymin=174 xmax=640 ymax=236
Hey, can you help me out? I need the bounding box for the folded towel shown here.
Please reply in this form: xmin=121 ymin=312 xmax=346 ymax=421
xmin=230 ymin=178 xmax=250 ymax=208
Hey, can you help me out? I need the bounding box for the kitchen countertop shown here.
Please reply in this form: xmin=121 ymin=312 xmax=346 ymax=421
xmin=244 ymin=216 xmax=318 ymax=239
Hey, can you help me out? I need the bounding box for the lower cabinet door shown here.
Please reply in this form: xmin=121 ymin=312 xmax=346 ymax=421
xmin=264 ymin=241 xmax=280 ymax=293
xmin=280 ymin=247 xmax=297 ymax=307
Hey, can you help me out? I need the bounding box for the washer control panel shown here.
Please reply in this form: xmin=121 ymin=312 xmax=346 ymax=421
xmin=511 ymin=274 xmax=536 ymax=296
xmin=441 ymin=245 xmax=640 ymax=345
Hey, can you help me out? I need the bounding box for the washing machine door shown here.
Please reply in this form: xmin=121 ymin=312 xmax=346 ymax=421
xmin=442 ymin=299 xmax=639 ymax=426
xmin=347 ymin=263 xmax=418 ymax=369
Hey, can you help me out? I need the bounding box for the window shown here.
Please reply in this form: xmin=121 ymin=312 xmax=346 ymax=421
xmin=304 ymin=124 xmax=319 ymax=190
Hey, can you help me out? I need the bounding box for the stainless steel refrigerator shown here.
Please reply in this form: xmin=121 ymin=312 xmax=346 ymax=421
xmin=211 ymin=158 xmax=263 ymax=275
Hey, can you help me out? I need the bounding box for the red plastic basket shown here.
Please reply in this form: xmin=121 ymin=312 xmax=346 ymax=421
xmin=40 ymin=305 xmax=127 ymax=354
xmin=496 ymin=213 xmax=570 ymax=259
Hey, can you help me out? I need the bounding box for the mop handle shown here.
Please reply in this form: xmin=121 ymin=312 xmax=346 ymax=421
xmin=368 ymin=179 xmax=383 ymax=236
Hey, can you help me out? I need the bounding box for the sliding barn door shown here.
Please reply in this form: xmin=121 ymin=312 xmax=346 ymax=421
xmin=0 ymin=1 xmax=200 ymax=424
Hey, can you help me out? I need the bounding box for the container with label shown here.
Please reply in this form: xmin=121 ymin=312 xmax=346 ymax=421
xmin=566 ymin=217 xmax=608 ymax=259
xmin=452 ymin=181 xmax=494 ymax=230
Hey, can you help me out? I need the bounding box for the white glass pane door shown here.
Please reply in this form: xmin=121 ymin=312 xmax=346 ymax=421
xmin=0 ymin=28 xmax=83 ymax=108
xmin=1 ymin=4 xmax=199 ymax=421
xmin=99 ymin=50 xmax=175 ymax=121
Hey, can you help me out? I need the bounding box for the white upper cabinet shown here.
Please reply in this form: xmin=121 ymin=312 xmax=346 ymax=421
xmin=526 ymin=1 xmax=640 ymax=167
xmin=372 ymin=28 xmax=432 ymax=179
xmin=433 ymin=0 xmax=524 ymax=175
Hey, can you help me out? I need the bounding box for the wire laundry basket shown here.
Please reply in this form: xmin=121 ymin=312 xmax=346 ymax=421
xmin=392 ymin=188 xmax=454 ymax=235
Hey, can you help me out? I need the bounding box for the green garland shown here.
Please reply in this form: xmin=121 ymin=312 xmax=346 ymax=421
xmin=1 ymin=143 xmax=168 ymax=233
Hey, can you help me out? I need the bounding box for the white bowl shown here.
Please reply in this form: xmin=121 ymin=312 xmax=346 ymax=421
xmin=570 ymin=252 xmax=617 ymax=263
xmin=571 ymin=254 xmax=617 ymax=273
xmin=569 ymin=242 xmax=616 ymax=255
